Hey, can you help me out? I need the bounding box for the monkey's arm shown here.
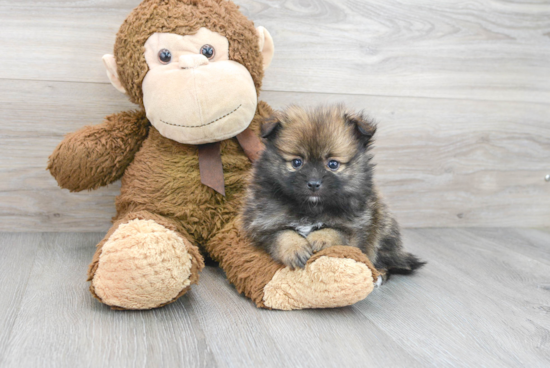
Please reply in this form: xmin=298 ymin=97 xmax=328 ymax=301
xmin=47 ymin=110 xmax=150 ymax=192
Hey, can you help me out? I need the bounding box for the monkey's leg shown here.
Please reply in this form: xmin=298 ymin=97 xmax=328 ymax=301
xmin=88 ymin=211 xmax=204 ymax=310
xmin=206 ymin=217 xmax=380 ymax=310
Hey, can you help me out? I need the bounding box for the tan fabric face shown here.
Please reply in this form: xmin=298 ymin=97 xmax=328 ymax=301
xmin=142 ymin=29 xmax=257 ymax=145
xmin=144 ymin=28 xmax=230 ymax=66
xmin=92 ymin=219 xmax=193 ymax=310
xmin=263 ymin=256 xmax=374 ymax=310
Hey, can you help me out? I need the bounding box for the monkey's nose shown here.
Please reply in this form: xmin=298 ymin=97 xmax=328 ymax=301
xmin=179 ymin=54 xmax=209 ymax=69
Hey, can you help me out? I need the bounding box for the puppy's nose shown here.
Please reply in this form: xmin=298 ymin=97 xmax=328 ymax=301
xmin=307 ymin=180 xmax=322 ymax=192
xmin=179 ymin=54 xmax=209 ymax=69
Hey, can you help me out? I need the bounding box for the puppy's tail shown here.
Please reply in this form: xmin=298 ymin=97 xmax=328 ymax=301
xmin=388 ymin=253 xmax=426 ymax=275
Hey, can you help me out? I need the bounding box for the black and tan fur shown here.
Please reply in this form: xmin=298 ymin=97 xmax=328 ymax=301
xmin=242 ymin=105 xmax=425 ymax=278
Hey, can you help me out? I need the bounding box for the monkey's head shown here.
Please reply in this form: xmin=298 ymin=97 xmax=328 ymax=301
xmin=103 ymin=0 xmax=274 ymax=145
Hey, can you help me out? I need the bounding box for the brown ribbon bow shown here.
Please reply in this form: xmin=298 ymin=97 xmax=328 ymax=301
xmin=197 ymin=127 xmax=264 ymax=196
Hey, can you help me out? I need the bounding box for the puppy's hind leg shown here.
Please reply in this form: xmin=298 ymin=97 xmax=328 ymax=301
xmin=373 ymin=219 xmax=426 ymax=281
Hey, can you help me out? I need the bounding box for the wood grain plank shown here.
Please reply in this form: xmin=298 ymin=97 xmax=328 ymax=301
xmin=1 ymin=79 xmax=548 ymax=230
xmin=465 ymin=227 xmax=550 ymax=266
xmin=0 ymin=233 xmax=40 ymax=365
xmin=353 ymin=228 xmax=550 ymax=367
xmin=0 ymin=233 xmax=419 ymax=368
xmin=0 ymin=0 xmax=139 ymax=8
xmin=265 ymin=90 xmax=550 ymax=228
xmin=0 ymin=0 xmax=548 ymax=102
xmin=1 ymin=233 xmax=217 ymax=368
xmin=254 ymin=301 xmax=421 ymax=367
xmin=189 ymin=267 xmax=421 ymax=368
xmin=185 ymin=267 xmax=294 ymax=368
xmin=1 ymin=229 xmax=549 ymax=367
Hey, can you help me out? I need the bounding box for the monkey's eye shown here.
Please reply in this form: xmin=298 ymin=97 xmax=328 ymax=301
xmin=327 ymin=160 xmax=340 ymax=171
xmin=291 ymin=158 xmax=303 ymax=169
xmin=200 ymin=44 xmax=215 ymax=60
xmin=158 ymin=49 xmax=172 ymax=64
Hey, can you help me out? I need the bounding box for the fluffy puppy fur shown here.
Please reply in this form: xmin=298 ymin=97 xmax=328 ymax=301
xmin=242 ymin=104 xmax=425 ymax=279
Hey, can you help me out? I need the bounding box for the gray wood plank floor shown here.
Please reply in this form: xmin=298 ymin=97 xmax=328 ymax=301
xmin=0 ymin=228 xmax=548 ymax=368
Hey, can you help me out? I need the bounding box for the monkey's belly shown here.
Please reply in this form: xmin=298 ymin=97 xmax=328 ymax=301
xmin=115 ymin=128 xmax=250 ymax=245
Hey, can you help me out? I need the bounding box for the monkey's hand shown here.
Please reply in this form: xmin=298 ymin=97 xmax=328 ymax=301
xmin=48 ymin=110 xmax=149 ymax=192
xmin=307 ymin=228 xmax=347 ymax=253
xmin=271 ymin=230 xmax=313 ymax=269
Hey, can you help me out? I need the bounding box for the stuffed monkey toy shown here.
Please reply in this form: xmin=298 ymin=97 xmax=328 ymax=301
xmin=48 ymin=0 xmax=379 ymax=310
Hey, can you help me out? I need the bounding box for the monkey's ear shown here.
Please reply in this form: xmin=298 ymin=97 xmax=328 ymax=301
xmin=261 ymin=115 xmax=282 ymax=140
xmin=256 ymin=26 xmax=274 ymax=70
xmin=102 ymin=54 xmax=126 ymax=94
xmin=345 ymin=113 xmax=377 ymax=147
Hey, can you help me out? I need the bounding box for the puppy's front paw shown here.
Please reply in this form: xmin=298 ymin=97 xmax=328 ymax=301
xmin=307 ymin=228 xmax=346 ymax=253
xmin=273 ymin=231 xmax=313 ymax=269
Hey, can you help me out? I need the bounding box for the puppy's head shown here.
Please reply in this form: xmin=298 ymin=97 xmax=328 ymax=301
xmin=255 ymin=104 xmax=376 ymax=212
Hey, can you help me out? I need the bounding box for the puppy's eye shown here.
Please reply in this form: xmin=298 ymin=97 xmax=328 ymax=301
xmin=158 ymin=49 xmax=172 ymax=64
xmin=327 ymin=160 xmax=340 ymax=171
xmin=200 ymin=44 xmax=215 ymax=60
xmin=291 ymin=158 xmax=303 ymax=169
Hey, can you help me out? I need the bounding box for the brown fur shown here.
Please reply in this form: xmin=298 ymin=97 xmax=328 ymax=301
xmin=242 ymin=105 xmax=425 ymax=276
xmin=88 ymin=210 xmax=204 ymax=310
xmin=272 ymin=230 xmax=312 ymax=270
xmin=274 ymin=105 xmax=373 ymax=164
xmin=205 ymin=216 xmax=284 ymax=308
xmin=48 ymin=1 xmax=383 ymax=309
xmin=47 ymin=110 xmax=150 ymax=192
xmin=307 ymin=228 xmax=347 ymax=252
xmin=307 ymin=245 xmax=380 ymax=282
xmin=113 ymin=103 xmax=270 ymax=245
xmin=48 ymin=0 xmax=273 ymax=309
xmin=114 ymin=0 xmax=265 ymax=106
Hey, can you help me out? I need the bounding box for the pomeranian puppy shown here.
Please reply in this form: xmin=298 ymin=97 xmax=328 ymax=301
xmin=241 ymin=104 xmax=424 ymax=279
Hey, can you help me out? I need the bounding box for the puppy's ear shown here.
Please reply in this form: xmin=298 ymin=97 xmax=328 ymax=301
xmin=345 ymin=112 xmax=376 ymax=147
xmin=261 ymin=115 xmax=282 ymax=140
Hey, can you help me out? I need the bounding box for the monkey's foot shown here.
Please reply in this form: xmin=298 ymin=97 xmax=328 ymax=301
xmin=89 ymin=219 xmax=200 ymax=310
xmin=262 ymin=246 xmax=379 ymax=310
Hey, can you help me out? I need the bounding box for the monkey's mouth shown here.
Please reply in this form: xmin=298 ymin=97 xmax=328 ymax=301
xmin=159 ymin=104 xmax=242 ymax=128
